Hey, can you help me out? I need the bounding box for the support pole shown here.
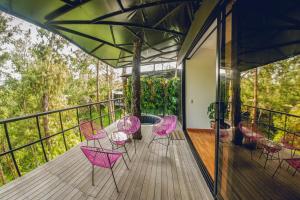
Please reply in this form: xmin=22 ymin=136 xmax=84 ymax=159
xmin=231 ymin=3 xmax=242 ymax=145
xmin=232 ymin=68 xmax=242 ymax=145
xmin=253 ymin=68 xmax=258 ymax=124
xmin=131 ymin=33 xmax=143 ymax=140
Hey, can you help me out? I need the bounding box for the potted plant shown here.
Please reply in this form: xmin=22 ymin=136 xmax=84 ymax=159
xmin=207 ymin=101 xmax=229 ymax=129
xmin=207 ymin=102 xmax=216 ymax=129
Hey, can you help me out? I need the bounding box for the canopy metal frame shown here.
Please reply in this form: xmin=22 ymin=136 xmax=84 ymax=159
xmin=0 ymin=0 xmax=202 ymax=68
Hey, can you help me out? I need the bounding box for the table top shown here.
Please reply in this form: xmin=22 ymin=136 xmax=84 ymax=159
xmin=111 ymin=131 xmax=128 ymax=142
xmin=262 ymin=139 xmax=282 ymax=150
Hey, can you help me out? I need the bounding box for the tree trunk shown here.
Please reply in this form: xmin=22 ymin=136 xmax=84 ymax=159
xmin=1 ymin=145 xmax=16 ymax=179
xmin=106 ymin=65 xmax=115 ymax=122
xmin=42 ymin=93 xmax=51 ymax=149
xmin=0 ymin=163 xmax=6 ymax=185
xmin=253 ymin=68 xmax=258 ymax=125
xmin=131 ymin=34 xmax=143 ymax=140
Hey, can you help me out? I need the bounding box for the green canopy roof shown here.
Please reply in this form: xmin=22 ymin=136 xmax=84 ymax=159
xmin=0 ymin=0 xmax=201 ymax=68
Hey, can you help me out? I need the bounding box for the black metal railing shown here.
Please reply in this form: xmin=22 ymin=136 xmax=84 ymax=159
xmin=241 ymin=105 xmax=300 ymax=140
xmin=0 ymin=98 xmax=125 ymax=178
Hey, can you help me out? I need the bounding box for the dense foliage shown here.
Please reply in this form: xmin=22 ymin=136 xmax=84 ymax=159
xmin=241 ymin=56 xmax=300 ymax=140
xmin=125 ymin=76 xmax=180 ymax=116
xmin=0 ymin=13 xmax=121 ymax=186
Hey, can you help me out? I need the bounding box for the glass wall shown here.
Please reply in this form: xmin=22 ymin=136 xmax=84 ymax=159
xmin=217 ymin=1 xmax=300 ymax=199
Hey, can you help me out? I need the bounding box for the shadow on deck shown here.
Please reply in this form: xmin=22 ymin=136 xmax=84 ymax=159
xmin=0 ymin=124 xmax=212 ymax=200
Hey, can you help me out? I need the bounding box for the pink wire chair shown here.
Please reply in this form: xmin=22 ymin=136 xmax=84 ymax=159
xmin=117 ymin=116 xmax=141 ymax=153
xmin=239 ymin=122 xmax=265 ymax=159
xmin=273 ymin=158 xmax=300 ymax=178
xmin=148 ymin=115 xmax=177 ymax=155
xmin=281 ymin=132 xmax=300 ymax=158
xmin=162 ymin=115 xmax=177 ymax=135
xmin=80 ymin=146 xmax=129 ymax=192
xmin=79 ymin=120 xmax=106 ymax=149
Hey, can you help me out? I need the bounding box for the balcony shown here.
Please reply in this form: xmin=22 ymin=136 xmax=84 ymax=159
xmin=0 ymin=99 xmax=213 ymax=200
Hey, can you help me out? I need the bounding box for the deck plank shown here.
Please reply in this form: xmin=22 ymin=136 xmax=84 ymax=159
xmin=0 ymin=124 xmax=213 ymax=200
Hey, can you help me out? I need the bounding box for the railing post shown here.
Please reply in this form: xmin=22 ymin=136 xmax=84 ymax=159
xmin=113 ymin=100 xmax=117 ymax=121
xmin=123 ymin=98 xmax=126 ymax=117
xmin=36 ymin=116 xmax=48 ymax=162
xmin=284 ymin=114 xmax=288 ymax=134
xmin=89 ymin=105 xmax=92 ymax=121
xmin=107 ymin=101 xmax=111 ymax=124
xmin=76 ymin=108 xmax=83 ymax=142
xmin=59 ymin=112 xmax=68 ymax=151
xmin=3 ymin=123 xmax=21 ymax=177
xmin=98 ymin=103 xmax=103 ymax=128
xmin=268 ymin=111 xmax=272 ymax=139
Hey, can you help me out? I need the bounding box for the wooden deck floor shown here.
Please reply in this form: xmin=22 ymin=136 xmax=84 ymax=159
xmin=0 ymin=124 xmax=213 ymax=200
xmin=187 ymin=129 xmax=215 ymax=180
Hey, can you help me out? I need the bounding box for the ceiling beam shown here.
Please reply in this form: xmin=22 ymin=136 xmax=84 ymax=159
xmin=117 ymin=49 xmax=178 ymax=68
xmin=141 ymin=35 xmax=178 ymax=52
xmin=90 ymin=43 xmax=105 ymax=54
xmin=159 ymin=43 xmax=179 ymax=51
xmin=50 ymin=25 xmax=133 ymax=54
xmin=153 ymin=3 xmax=184 ymax=28
xmin=61 ymin=0 xmax=75 ymax=6
xmin=45 ymin=0 xmax=91 ymax=21
xmin=116 ymin=0 xmax=125 ymax=11
xmin=48 ymin=20 xmax=185 ymax=36
xmin=117 ymin=60 xmax=176 ymax=68
xmin=124 ymin=27 xmax=162 ymax=53
xmin=91 ymin=0 xmax=197 ymax=23
xmin=142 ymin=49 xmax=178 ymax=61
xmin=92 ymin=21 xmax=185 ymax=36
xmin=110 ymin=25 xmax=116 ymax=46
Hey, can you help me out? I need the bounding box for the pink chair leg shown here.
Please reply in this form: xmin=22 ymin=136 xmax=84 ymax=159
xmin=123 ymin=145 xmax=131 ymax=161
xmin=92 ymin=165 xmax=95 ymax=186
xmin=110 ymin=167 xmax=119 ymax=192
xmin=166 ymin=135 xmax=170 ymax=156
xmin=272 ymin=160 xmax=283 ymax=178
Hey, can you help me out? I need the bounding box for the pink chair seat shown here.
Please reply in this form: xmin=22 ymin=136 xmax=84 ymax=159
xmin=273 ymin=157 xmax=300 ymax=177
xmin=162 ymin=115 xmax=177 ymax=134
xmin=117 ymin=116 xmax=141 ymax=136
xmin=91 ymin=130 xmax=106 ymax=140
xmin=239 ymin=122 xmax=264 ymax=142
xmin=283 ymin=143 xmax=300 ymax=150
xmin=286 ymin=158 xmax=300 ymax=169
xmin=117 ymin=116 xmax=141 ymax=154
xmin=113 ymin=140 xmax=126 ymax=145
xmin=80 ymin=146 xmax=129 ymax=191
xmin=81 ymin=146 xmax=122 ymax=168
xmin=149 ymin=115 xmax=177 ymax=155
xmin=220 ymin=129 xmax=229 ymax=138
xmin=281 ymin=136 xmax=300 ymax=151
xmin=153 ymin=128 xmax=167 ymax=137
xmin=263 ymin=144 xmax=282 ymax=153
xmin=80 ymin=120 xmax=107 ymax=141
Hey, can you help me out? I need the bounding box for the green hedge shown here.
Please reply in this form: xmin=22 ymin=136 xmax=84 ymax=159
xmin=125 ymin=77 xmax=179 ymax=116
